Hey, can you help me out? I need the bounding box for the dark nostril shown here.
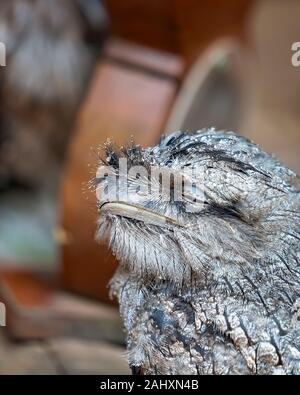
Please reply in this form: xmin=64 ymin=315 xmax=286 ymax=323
xmin=95 ymin=174 xmax=108 ymax=184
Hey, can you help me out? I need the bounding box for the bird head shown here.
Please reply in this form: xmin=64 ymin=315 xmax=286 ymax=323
xmin=95 ymin=129 xmax=299 ymax=290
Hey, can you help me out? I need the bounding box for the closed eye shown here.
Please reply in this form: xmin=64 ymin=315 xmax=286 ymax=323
xmin=204 ymin=202 xmax=245 ymax=222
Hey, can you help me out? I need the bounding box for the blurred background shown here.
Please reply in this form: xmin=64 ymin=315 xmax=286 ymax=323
xmin=0 ymin=0 xmax=299 ymax=374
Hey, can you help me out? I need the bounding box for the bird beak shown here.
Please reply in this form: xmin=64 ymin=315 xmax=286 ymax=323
xmin=100 ymin=202 xmax=182 ymax=228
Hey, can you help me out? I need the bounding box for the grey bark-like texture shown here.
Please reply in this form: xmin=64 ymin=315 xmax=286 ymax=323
xmin=0 ymin=0 xmax=108 ymax=188
xmin=96 ymin=129 xmax=300 ymax=375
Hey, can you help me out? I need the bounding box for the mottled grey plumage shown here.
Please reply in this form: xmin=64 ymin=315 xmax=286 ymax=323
xmin=96 ymin=129 xmax=300 ymax=375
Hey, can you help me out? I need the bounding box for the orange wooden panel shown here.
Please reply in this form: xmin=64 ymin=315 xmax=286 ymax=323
xmin=104 ymin=0 xmax=179 ymax=53
xmin=173 ymin=0 xmax=252 ymax=63
xmin=0 ymin=270 xmax=52 ymax=308
xmin=105 ymin=0 xmax=253 ymax=64
xmin=104 ymin=38 xmax=184 ymax=79
xmin=0 ymin=269 xmax=59 ymax=339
